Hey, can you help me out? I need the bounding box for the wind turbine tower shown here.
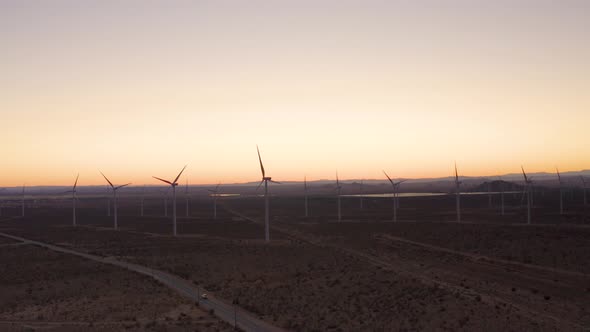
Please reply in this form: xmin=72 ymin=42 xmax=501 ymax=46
xmin=207 ymin=183 xmax=221 ymax=220
xmin=557 ymin=168 xmax=564 ymax=215
xmin=581 ymin=176 xmax=588 ymax=207
xmin=383 ymin=170 xmax=404 ymax=222
xmin=153 ymin=165 xmax=187 ymax=237
xmin=64 ymin=174 xmax=79 ymax=226
xmin=336 ymin=173 xmax=342 ymax=222
xmin=304 ymin=176 xmax=309 ymax=218
xmin=455 ymin=163 xmax=461 ymax=223
xmin=359 ymin=180 xmax=364 ymax=210
xmin=100 ymin=172 xmax=130 ymax=230
xmin=522 ymin=166 xmax=533 ymax=224
xmin=256 ymin=146 xmax=280 ymax=242
xmin=21 ymin=185 xmax=25 ymax=217
xmin=185 ymin=179 xmax=190 ymax=218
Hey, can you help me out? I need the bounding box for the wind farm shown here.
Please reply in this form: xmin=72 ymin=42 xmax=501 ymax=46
xmin=1 ymin=1 xmax=590 ymax=331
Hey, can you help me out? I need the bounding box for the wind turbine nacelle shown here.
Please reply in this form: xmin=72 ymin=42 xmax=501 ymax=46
xmin=263 ymin=177 xmax=272 ymax=181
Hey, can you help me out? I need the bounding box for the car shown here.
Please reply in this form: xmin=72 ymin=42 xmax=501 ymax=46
xmin=201 ymin=293 xmax=208 ymax=300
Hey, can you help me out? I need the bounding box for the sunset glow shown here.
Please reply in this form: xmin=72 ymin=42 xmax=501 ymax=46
xmin=1 ymin=1 xmax=589 ymax=186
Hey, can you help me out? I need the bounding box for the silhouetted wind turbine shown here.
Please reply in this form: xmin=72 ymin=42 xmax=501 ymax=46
xmin=556 ymin=168 xmax=564 ymax=215
xmin=335 ymin=172 xmax=343 ymax=222
xmin=521 ymin=166 xmax=533 ymax=224
xmin=454 ymin=163 xmax=461 ymax=223
xmin=257 ymin=146 xmax=280 ymax=241
xmin=0 ymin=188 xmax=4 ymax=217
xmin=140 ymin=185 xmax=145 ymax=217
xmin=487 ymin=180 xmax=492 ymax=209
xmin=153 ymin=165 xmax=187 ymax=237
xmin=185 ymin=179 xmax=190 ymax=218
xmin=581 ymin=176 xmax=588 ymax=207
xmin=207 ymin=183 xmax=221 ymax=220
xmin=383 ymin=170 xmax=405 ymax=222
xmin=359 ymin=180 xmax=364 ymax=210
xmin=64 ymin=174 xmax=79 ymax=226
xmin=304 ymin=176 xmax=309 ymax=218
xmin=21 ymin=184 xmax=25 ymax=217
xmin=498 ymin=176 xmax=505 ymax=216
xmin=100 ymin=172 xmax=130 ymax=230
xmin=106 ymin=185 xmax=111 ymax=217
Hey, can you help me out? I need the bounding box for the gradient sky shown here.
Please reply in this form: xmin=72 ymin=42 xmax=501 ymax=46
xmin=1 ymin=0 xmax=589 ymax=186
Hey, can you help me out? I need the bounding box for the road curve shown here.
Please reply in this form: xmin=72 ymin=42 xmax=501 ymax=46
xmin=0 ymin=232 xmax=285 ymax=332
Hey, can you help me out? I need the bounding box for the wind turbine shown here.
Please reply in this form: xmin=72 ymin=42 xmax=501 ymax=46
xmin=256 ymin=146 xmax=280 ymax=242
xmin=581 ymin=176 xmax=588 ymax=207
xmin=556 ymin=168 xmax=564 ymax=215
xmin=153 ymin=165 xmax=187 ymax=237
xmin=454 ymin=163 xmax=461 ymax=223
xmin=335 ymin=172 xmax=342 ymax=222
xmin=64 ymin=174 xmax=79 ymax=226
xmin=359 ymin=180 xmax=364 ymax=210
xmin=0 ymin=188 xmax=5 ymax=217
xmin=185 ymin=179 xmax=190 ymax=218
xmin=487 ymin=180 xmax=492 ymax=209
xmin=100 ymin=172 xmax=130 ymax=230
xmin=521 ymin=166 xmax=533 ymax=224
xmin=21 ymin=184 xmax=25 ymax=217
xmin=383 ymin=170 xmax=405 ymax=222
xmin=140 ymin=185 xmax=145 ymax=217
xmin=106 ymin=185 xmax=111 ymax=217
xmin=207 ymin=183 xmax=221 ymax=220
xmin=304 ymin=176 xmax=309 ymax=218
xmin=498 ymin=176 xmax=505 ymax=216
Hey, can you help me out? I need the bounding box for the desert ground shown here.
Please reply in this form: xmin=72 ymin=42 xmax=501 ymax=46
xmin=0 ymin=190 xmax=589 ymax=331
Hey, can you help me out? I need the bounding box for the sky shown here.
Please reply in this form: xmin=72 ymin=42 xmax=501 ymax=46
xmin=1 ymin=0 xmax=589 ymax=186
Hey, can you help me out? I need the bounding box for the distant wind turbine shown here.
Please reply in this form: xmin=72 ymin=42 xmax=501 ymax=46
xmin=359 ymin=180 xmax=364 ymax=210
xmin=140 ymin=185 xmax=145 ymax=217
xmin=153 ymin=165 xmax=187 ymax=237
xmin=106 ymin=185 xmax=111 ymax=217
xmin=64 ymin=174 xmax=79 ymax=226
xmin=521 ymin=166 xmax=533 ymax=225
xmin=0 ymin=188 xmax=4 ymax=217
xmin=256 ymin=146 xmax=280 ymax=242
xmin=100 ymin=172 xmax=131 ymax=230
xmin=487 ymin=180 xmax=492 ymax=209
xmin=581 ymin=176 xmax=588 ymax=207
xmin=207 ymin=183 xmax=221 ymax=220
xmin=556 ymin=168 xmax=564 ymax=215
xmin=304 ymin=176 xmax=309 ymax=218
xmin=185 ymin=179 xmax=190 ymax=218
xmin=498 ymin=176 xmax=505 ymax=216
xmin=383 ymin=170 xmax=405 ymax=222
xmin=454 ymin=163 xmax=461 ymax=223
xmin=21 ymin=184 xmax=25 ymax=217
xmin=335 ymin=173 xmax=343 ymax=222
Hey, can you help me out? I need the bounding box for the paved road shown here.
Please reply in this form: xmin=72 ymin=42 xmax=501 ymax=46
xmin=0 ymin=232 xmax=285 ymax=332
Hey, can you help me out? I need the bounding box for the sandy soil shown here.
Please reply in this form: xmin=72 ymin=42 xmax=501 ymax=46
xmin=0 ymin=243 xmax=232 ymax=332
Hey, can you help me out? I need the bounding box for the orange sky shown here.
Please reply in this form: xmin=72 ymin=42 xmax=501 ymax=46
xmin=1 ymin=1 xmax=589 ymax=186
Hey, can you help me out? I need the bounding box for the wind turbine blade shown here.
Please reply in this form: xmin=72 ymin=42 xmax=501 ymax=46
xmin=521 ymin=166 xmax=528 ymax=182
xmin=115 ymin=183 xmax=131 ymax=190
xmin=382 ymin=170 xmax=394 ymax=185
xmin=256 ymin=180 xmax=264 ymax=191
xmin=100 ymin=172 xmax=114 ymax=188
xmin=215 ymin=183 xmax=221 ymax=192
xmin=336 ymin=172 xmax=339 ymax=187
xmin=256 ymin=145 xmax=266 ymax=178
xmin=455 ymin=162 xmax=459 ymax=180
xmin=173 ymin=165 xmax=187 ymax=184
xmin=270 ymin=180 xmax=281 ymax=184
xmin=153 ymin=176 xmax=173 ymax=185
xmin=73 ymin=174 xmax=79 ymax=190
xmin=556 ymin=167 xmax=561 ymax=183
